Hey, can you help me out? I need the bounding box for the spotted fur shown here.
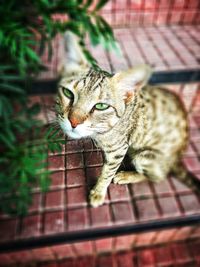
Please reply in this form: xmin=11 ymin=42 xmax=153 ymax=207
xmin=56 ymin=32 xmax=199 ymax=207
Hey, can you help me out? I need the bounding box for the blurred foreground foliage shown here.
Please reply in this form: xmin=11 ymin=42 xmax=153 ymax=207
xmin=0 ymin=0 xmax=116 ymax=215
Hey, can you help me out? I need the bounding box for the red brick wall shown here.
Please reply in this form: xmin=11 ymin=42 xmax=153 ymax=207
xmin=101 ymin=0 xmax=200 ymax=27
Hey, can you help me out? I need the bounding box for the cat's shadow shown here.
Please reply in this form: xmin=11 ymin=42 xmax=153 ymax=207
xmin=118 ymin=154 xmax=136 ymax=172
xmin=86 ymin=154 xmax=135 ymax=194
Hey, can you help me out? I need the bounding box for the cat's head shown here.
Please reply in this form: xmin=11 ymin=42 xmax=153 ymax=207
xmin=56 ymin=65 xmax=152 ymax=139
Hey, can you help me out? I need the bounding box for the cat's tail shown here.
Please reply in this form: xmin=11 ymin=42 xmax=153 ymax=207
xmin=59 ymin=31 xmax=89 ymax=75
xmin=172 ymin=161 xmax=200 ymax=193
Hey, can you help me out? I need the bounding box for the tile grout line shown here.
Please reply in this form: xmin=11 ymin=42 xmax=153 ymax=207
xmin=127 ymin=184 xmax=139 ymax=222
xmin=192 ymin=2 xmax=200 ymax=24
xmin=143 ymin=27 xmax=169 ymax=69
xmin=168 ymin=176 xmax=185 ymax=216
xmin=155 ymin=26 xmax=188 ymax=66
xmin=188 ymin=84 xmax=200 ymax=114
xmin=117 ymin=37 xmax=132 ymax=68
xmin=169 ymin=26 xmax=199 ymax=63
xmin=179 ymin=0 xmax=188 ymax=26
xmin=182 ymin=25 xmax=200 ymax=46
xmin=148 ymin=181 xmax=163 ymax=218
xmin=139 ymin=0 xmax=146 ymax=26
xmin=166 ymin=0 xmax=175 ymax=25
xmin=82 ymin=139 xmax=92 ymax=227
xmin=64 ymin=136 xmax=68 ymax=232
xmin=129 ymin=28 xmax=151 ymax=65
xmin=152 ymin=0 xmax=161 ymax=26
xmin=81 ymin=139 xmax=97 ymax=256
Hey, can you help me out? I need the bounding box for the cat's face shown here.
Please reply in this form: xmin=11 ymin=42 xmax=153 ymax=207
xmin=56 ymin=69 xmax=122 ymax=139
xmin=56 ymin=66 xmax=152 ymax=139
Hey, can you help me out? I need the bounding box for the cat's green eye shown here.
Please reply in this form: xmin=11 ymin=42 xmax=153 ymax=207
xmin=62 ymin=87 xmax=74 ymax=100
xmin=94 ymin=103 xmax=110 ymax=111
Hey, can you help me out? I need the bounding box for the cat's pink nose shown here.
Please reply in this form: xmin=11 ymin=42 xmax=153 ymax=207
xmin=69 ymin=118 xmax=80 ymax=128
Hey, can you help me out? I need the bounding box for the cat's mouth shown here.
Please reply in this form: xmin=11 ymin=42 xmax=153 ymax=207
xmin=67 ymin=128 xmax=93 ymax=139
xmin=59 ymin=118 xmax=94 ymax=139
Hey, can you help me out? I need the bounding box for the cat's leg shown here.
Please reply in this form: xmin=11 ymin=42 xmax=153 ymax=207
xmin=114 ymin=149 xmax=169 ymax=185
xmin=90 ymin=143 xmax=128 ymax=207
xmin=113 ymin=171 xmax=146 ymax=184
xmin=133 ymin=149 xmax=169 ymax=183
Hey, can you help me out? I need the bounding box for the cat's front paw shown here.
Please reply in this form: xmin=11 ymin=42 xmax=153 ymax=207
xmin=89 ymin=189 xmax=105 ymax=208
xmin=113 ymin=171 xmax=129 ymax=184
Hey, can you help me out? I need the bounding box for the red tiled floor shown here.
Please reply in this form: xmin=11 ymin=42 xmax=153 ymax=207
xmin=136 ymin=198 xmax=159 ymax=220
xmin=32 ymin=247 xmax=55 ymax=262
xmin=29 ymin=193 xmax=42 ymax=213
xmin=172 ymin=226 xmax=193 ymax=241
xmin=109 ymin=183 xmax=130 ymax=202
xmin=134 ymin=232 xmax=156 ymax=247
xmin=45 ymin=190 xmax=64 ymax=209
xmin=137 ymin=248 xmax=156 ymax=267
xmin=115 ymin=234 xmax=136 ymax=251
xmin=90 ymin=204 xmax=112 ymax=227
xmin=131 ymin=181 xmax=153 ymax=197
xmin=111 ymin=202 xmax=135 ymax=224
xmin=44 ymin=211 xmax=65 ymax=234
xmin=66 ymin=169 xmax=85 ymax=188
xmin=66 ymin=139 xmax=84 ymax=153
xmin=188 ymin=239 xmax=200 ymax=262
xmin=20 ymin=214 xmax=41 ymax=238
xmin=67 ymin=208 xmax=89 ymax=231
xmin=0 ymin=88 xmax=200 ymax=263
xmin=152 ymin=178 xmax=173 ymax=195
xmin=171 ymin=242 xmax=192 ymax=263
xmin=170 ymin=176 xmax=192 ymax=193
xmin=48 ymin=155 xmax=65 ymax=171
xmin=158 ymin=196 xmax=180 ymax=217
xmin=38 ymin=25 xmax=200 ymax=79
xmin=116 ymin=252 xmax=134 ymax=267
xmin=73 ymin=241 xmax=93 ymax=256
xmin=66 ymin=153 xmax=84 ymax=169
xmin=67 ymin=187 xmax=87 ymax=207
xmin=154 ymin=246 xmax=173 ymax=265
xmin=95 ymin=254 xmax=113 ymax=267
xmin=180 ymin=194 xmax=200 ymax=214
xmin=153 ymin=228 xmax=177 ymax=244
xmin=49 ymin=171 xmax=65 ymax=189
xmin=95 ymin=238 xmax=113 ymax=253
xmin=0 ymin=219 xmax=18 ymax=242
xmin=51 ymin=244 xmax=75 ymax=259
xmin=84 ymin=151 xmax=103 ymax=167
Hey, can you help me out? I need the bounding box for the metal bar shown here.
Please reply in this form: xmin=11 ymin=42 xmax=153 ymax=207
xmin=28 ymin=70 xmax=200 ymax=95
xmin=0 ymin=215 xmax=200 ymax=253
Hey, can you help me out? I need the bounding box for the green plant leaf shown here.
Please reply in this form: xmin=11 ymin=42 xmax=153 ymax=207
xmin=0 ymin=83 xmax=24 ymax=93
xmin=0 ymin=133 xmax=15 ymax=150
xmin=84 ymin=0 xmax=93 ymax=8
xmin=28 ymin=103 xmax=41 ymax=115
xmin=0 ymin=0 xmax=117 ymax=216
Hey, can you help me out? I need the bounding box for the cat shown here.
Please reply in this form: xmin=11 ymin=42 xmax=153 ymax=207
xmin=56 ymin=32 xmax=200 ymax=207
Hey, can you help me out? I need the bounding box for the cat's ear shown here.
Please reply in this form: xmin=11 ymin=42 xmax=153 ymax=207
xmin=59 ymin=31 xmax=90 ymax=76
xmin=111 ymin=65 xmax=152 ymax=103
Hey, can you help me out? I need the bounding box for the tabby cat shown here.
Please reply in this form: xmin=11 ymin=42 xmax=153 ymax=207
xmin=56 ymin=32 xmax=199 ymax=207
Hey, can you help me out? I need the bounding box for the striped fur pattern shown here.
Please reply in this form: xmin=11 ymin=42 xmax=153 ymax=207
xmin=56 ymin=32 xmax=196 ymax=207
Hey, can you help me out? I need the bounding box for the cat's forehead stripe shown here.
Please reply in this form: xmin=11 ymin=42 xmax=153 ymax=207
xmin=79 ymin=70 xmax=107 ymax=92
